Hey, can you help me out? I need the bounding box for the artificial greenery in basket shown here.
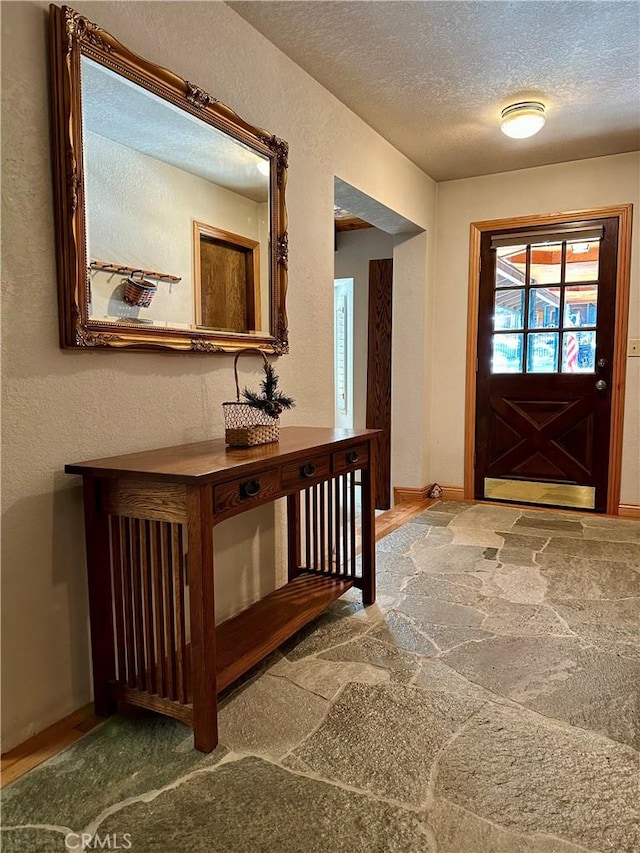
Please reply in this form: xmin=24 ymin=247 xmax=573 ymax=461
xmin=223 ymin=349 xmax=295 ymax=447
xmin=242 ymin=362 xmax=295 ymax=416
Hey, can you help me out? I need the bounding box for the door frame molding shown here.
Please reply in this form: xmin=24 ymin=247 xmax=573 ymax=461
xmin=464 ymin=204 xmax=633 ymax=515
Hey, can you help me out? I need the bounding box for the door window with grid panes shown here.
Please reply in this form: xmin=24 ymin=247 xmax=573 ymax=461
xmin=491 ymin=233 xmax=600 ymax=375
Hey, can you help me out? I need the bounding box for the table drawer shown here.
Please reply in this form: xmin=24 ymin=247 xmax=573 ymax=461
xmin=214 ymin=468 xmax=281 ymax=514
xmin=281 ymin=454 xmax=331 ymax=489
xmin=332 ymin=443 xmax=368 ymax=474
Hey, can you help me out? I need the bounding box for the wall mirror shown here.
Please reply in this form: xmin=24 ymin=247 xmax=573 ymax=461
xmin=50 ymin=5 xmax=288 ymax=353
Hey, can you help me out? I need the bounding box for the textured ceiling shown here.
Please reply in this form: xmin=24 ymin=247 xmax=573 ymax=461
xmin=228 ymin=0 xmax=640 ymax=181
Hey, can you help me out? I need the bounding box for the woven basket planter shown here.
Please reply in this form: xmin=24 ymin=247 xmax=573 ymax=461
xmin=123 ymin=276 xmax=157 ymax=307
xmin=223 ymin=350 xmax=279 ymax=447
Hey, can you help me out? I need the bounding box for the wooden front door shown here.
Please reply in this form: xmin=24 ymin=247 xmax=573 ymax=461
xmin=475 ymin=217 xmax=619 ymax=513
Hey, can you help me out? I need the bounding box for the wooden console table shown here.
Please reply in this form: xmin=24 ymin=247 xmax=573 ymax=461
xmin=66 ymin=427 xmax=379 ymax=752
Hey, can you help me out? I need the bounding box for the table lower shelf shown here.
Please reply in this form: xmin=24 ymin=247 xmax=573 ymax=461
xmin=216 ymin=572 xmax=353 ymax=690
xmin=113 ymin=572 xmax=353 ymax=720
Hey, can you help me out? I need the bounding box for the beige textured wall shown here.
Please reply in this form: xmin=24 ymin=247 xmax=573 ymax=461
xmin=1 ymin=1 xmax=436 ymax=749
xmin=432 ymin=152 xmax=640 ymax=502
xmin=392 ymin=231 xmax=434 ymax=488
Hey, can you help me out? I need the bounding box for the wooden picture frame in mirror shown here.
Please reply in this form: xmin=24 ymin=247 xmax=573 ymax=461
xmin=49 ymin=4 xmax=289 ymax=353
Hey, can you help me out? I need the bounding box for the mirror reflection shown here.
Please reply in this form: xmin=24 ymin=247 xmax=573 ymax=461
xmin=81 ymin=56 xmax=271 ymax=334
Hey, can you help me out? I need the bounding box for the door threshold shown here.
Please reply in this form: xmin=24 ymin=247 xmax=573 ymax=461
xmin=483 ymin=478 xmax=595 ymax=511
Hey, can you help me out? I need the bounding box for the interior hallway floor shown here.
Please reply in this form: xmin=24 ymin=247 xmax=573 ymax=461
xmin=2 ymin=501 xmax=639 ymax=853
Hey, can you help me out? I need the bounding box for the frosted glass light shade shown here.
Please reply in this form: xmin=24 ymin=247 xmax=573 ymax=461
xmin=500 ymin=102 xmax=546 ymax=139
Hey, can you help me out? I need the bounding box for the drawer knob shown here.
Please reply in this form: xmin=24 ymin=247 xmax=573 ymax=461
xmin=346 ymin=450 xmax=359 ymax=464
xmin=240 ymin=479 xmax=261 ymax=498
xmin=301 ymin=462 xmax=316 ymax=478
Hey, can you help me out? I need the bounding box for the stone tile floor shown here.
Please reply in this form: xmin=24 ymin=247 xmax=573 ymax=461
xmin=2 ymin=501 xmax=639 ymax=852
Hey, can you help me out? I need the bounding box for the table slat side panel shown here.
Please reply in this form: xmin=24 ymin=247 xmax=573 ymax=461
xmin=109 ymin=517 xmax=127 ymax=684
xmin=171 ymin=523 xmax=188 ymax=705
xmin=151 ymin=523 xmax=166 ymax=699
xmin=298 ymin=474 xmax=361 ymax=579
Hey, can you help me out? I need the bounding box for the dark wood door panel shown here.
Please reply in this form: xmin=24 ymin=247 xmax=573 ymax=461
xmin=366 ymin=259 xmax=393 ymax=510
xmin=475 ymin=217 xmax=619 ymax=512
xmin=485 ymin=394 xmax=596 ymax=482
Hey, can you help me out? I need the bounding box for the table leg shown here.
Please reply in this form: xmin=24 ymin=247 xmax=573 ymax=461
xmin=361 ymin=453 xmax=377 ymax=606
xmin=82 ymin=476 xmax=117 ymax=716
xmin=186 ymin=485 xmax=218 ymax=752
xmin=286 ymin=493 xmax=302 ymax=582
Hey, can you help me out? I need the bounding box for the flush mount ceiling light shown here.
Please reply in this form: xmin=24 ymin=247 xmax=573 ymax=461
xmin=500 ymin=101 xmax=546 ymax=139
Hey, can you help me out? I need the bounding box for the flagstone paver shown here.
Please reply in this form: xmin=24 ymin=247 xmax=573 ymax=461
xmin=3 ymin=502 xmax=638 ymax=853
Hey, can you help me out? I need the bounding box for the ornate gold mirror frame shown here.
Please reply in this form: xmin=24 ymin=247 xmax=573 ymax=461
xmin=50 ymin=4 xmax=289 ymax=353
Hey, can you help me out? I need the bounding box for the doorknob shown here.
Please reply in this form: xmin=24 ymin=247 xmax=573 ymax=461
xmin=595 ymin=379 xmax=607 ymax=391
